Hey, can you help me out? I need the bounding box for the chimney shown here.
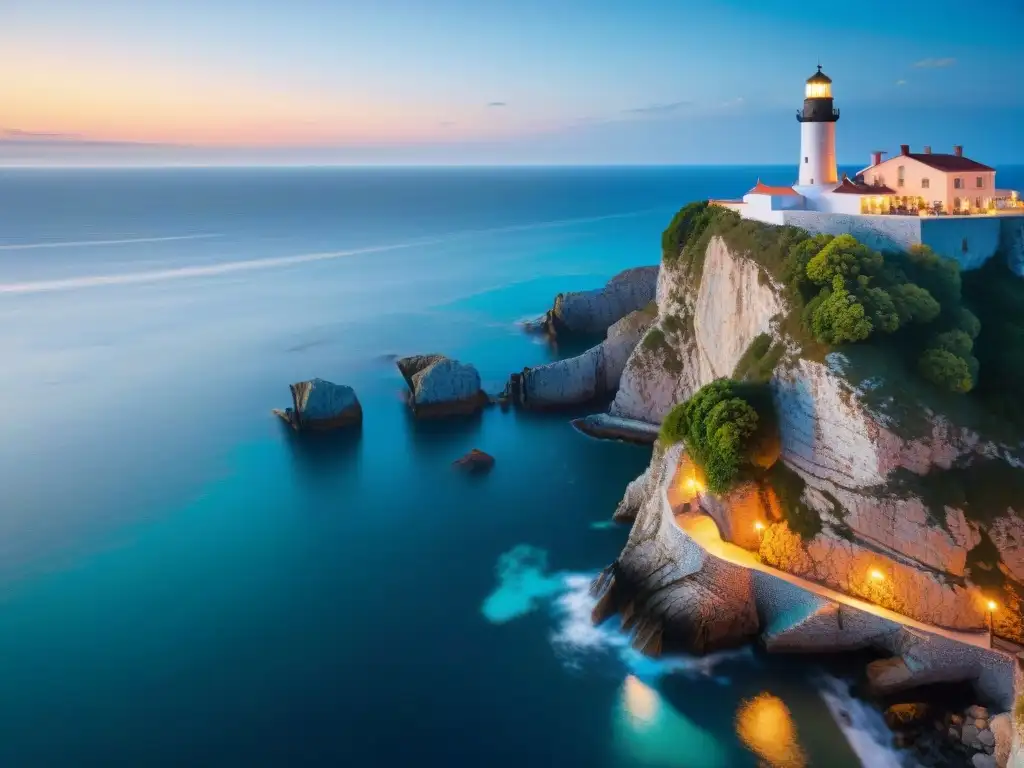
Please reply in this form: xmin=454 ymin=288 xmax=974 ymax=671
xmin=924 ymin=146 xmax=932 ymax=154
xmin=871 ymin=151 xmax=883 ymax=167
xmin=954 ymin=145 xmax=963 ymax=157
xmin=900 ymin=144 xmax=910 ymax=156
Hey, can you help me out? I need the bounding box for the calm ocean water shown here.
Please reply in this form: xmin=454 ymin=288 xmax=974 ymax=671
xmin=3 ymin=165 xmax=1018 ymax=766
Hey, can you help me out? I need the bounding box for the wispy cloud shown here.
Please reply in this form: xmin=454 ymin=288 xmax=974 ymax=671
xmin=487 ymin=101 xmax=507 ymax=108
xmin=2 ymin=128 xmax=82 ymax=141
xmin=913 ymin=57 xmax=956 ymax=68
xmin=622 ymin=100 xmax=691 ymax=116
xmin=895 ymin=79 xmax=908 ymax=86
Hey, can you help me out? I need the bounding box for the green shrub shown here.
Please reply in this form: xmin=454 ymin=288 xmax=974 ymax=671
xmin=809 ymin=278 xmax=873 ymax=344
xmin=659 ymin=402 xmax=689 ymax=444
xmin=918 ymin=348 xmax=974 ymax=393
xmin=663 ymin=380 xmax=761 ymax=494
xmin=642 ymin=327 xmax=666 ymax=351
xmin=805 ymin=234 xmax=883 ymax=285
xmin=932 ymin=330 xmax=974 ymax=359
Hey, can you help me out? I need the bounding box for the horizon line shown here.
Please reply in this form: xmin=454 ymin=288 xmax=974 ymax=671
xmin=5 ymin=160 xmax=1024 ymax=171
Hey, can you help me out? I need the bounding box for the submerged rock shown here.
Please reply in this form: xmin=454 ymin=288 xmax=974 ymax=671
xmin=571 ymin=413 xmax=659 ymax=444
xmin=396 ymin=354 xmax=487 ymax=418
xmin=535 ymin=266 xmax=658 ymax=337
xmin=274 ymin=378 xmax=362 ymax=431
xmin=452 ymin=448 xmax=495 ymax=473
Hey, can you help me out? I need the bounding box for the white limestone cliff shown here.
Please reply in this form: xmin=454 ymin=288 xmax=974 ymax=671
xmin=611 ymin=236 xmax=782 ymax=422
xmin=515 ymin=309 xmax=653 ymax=408
xmin=608 ymin=229 xmax=1024 ymax=636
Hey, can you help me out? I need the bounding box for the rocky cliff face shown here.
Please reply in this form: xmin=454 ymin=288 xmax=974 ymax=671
xmin=610 ymin=231 xmax=1024 ymax=637
xmin=611 ymin=236 xmax=782 ymax=423
xmin=514 ymin=309 xmax=653 ymax=408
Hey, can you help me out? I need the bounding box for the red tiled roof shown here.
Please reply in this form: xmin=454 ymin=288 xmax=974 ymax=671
xmin=747 ymin=180 xmax=800 ymax=196
xmin=832 ymin=178 xmax=896 ymax=195
xmin=906 ymin=153 xmax=994 ymax=172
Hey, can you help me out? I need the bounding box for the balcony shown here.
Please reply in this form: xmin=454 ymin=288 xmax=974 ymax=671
xmin=796 ymin=107 xmax=840 ymax=122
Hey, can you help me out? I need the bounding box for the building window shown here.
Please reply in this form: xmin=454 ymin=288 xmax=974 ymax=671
xmin=954 ymin=177 xmax=963 ymax=189
xmin=922 ymin=178 xmax=930 ymax=189
xmin=975 ymin=197 xmax=982 ymax=209
xmin=977 ymin=176 xmax=984 ymax=188
xmin=954 ymin=196 xmax=961 ymax=210
xmin=897 ymin=165 xmax=905 ymax=187
xmin=804 ymin=157 xmax=808 ymax=163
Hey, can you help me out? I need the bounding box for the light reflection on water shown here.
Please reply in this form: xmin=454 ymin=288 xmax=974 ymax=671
xmin=614 ymin=675 xmax=727 ymax=767
xmin=735 ymin=692 xmax=807 ymax=768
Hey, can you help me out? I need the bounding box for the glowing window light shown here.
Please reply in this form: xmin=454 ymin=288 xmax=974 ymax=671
xmin=805 ymin=82 xmax=832 ymax=99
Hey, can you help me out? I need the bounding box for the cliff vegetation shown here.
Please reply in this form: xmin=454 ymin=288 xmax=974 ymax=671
xmin=660 ymin=202 xmax=1024 ymax=443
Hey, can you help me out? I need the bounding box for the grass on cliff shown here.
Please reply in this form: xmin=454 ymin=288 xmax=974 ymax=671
xmin=732 ymin=333 xmax=786 ymax=384
xmin=642 ymin=327 xmax=683 ymax=374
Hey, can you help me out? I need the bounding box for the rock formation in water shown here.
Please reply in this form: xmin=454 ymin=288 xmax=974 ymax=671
xmin=509 ymin=308 xmax=654 ymax=409
xmin=529 ymin=266 xmax=658 ymax=337
xmin=274 ymin=378 xmax=363 ymax=430
xmin=396 ymin=354 xmax=487 ymax=418
xmin=452 ymin=448 xmax=495 ymax=473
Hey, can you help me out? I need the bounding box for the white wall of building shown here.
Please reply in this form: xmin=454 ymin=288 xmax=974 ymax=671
xmin=798 ymin=121 xmax=837 ymax=186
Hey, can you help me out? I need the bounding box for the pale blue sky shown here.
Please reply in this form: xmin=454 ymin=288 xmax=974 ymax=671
xmin=1 ymin=0 xmax=1022 ymax=164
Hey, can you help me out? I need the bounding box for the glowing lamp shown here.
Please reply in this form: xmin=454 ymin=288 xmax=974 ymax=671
xmin=869 ymin=569 xmax=884 ymax=582
xmin=754 ymin=522 xmax=765 ymax=532
xmin=987 ymin=600 xmax=998 ymax=612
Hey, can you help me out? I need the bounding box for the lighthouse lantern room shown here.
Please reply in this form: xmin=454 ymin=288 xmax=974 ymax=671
xmin=796 ymin=65 xmax=839 ymax=188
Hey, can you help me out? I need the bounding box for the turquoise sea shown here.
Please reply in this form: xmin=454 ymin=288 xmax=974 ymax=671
xmin=4 ymin=166 xmax=1019 ymax=766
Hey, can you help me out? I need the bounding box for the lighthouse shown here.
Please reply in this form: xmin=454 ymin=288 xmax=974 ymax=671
xmin=796 ymin=65 xmax=839 ymax=188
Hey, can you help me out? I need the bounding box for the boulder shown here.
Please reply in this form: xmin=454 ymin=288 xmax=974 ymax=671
xmin=973 ymin=754 xmax=997 ymax=768
xmin=968 ymin=706 xmax=991 ymax=720
xmin=989 ymin=713 xmax=1012 ymax=767
xmin=274 ymin=378 xmax=362 ymax=431
xmin=452 ymin=449 xmax=495 ymax=473
xmin=542 ymin=266 xmax=658 ymax=337
xmin=866 ymin=657 xmax=913 ymax=694
xmin=979 ymin=729 xmax=996 ymax=748
xmin=396 ymin=355 xmax=486 ymax=418
xmin=963 ymin=724 xmax=981 ymax=747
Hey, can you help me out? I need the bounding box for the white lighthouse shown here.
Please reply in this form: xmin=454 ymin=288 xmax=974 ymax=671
xmin=796 ymin=65 xmax=839 ymax=188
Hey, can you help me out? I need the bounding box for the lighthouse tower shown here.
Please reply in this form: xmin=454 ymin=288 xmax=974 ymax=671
xmin=796 ymin=65 xmax=839 ymax=188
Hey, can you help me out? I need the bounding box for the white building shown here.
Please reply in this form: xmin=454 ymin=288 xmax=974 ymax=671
xmin=715 ymin=67 xmax=1024 ymax=271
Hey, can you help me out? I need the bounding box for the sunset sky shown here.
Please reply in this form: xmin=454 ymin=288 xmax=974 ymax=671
xmin=3 ymin=0 xmax=1023 ymax=165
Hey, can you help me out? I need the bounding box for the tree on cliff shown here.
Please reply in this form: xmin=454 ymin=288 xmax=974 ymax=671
xmin=660 ymin=380 xmax=760 ymax=494
xmin=790 ymin=236 xmax=980 ymax=392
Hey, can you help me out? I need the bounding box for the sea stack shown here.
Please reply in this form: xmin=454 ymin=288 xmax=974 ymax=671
xmin=274 ymin=378 xmax=363 ymax=431
xmin=397 ymin=354 xmax=488 ymax=418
